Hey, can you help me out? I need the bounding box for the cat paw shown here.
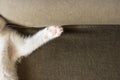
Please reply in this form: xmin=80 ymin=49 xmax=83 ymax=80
xmin=46 ymin=26 xmax=63 ymax=38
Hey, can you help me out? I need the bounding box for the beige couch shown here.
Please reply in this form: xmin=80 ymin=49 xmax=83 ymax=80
xmin=0 ymin=0 xmax=120 ymax=27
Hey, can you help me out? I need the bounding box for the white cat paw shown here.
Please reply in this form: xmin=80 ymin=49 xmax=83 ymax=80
xmin=46 ymin=26 xmax=63 ymax=38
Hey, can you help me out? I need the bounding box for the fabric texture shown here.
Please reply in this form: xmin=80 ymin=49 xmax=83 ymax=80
xmin=0 ymin=0 xmax=120 ymax=27
xmin=17 ymin=25 xmax=120 ymax=80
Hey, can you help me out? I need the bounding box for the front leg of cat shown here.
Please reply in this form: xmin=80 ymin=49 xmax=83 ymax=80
xmin=15 ymin=26 xmax=63 ymax=58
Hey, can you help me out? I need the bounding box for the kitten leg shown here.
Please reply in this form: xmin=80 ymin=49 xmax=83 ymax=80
xmin=14 ymin=26 xmax=63 ymax=58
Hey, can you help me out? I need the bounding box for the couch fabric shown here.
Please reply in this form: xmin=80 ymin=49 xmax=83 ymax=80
xmin=0 ymin=0 xmax=120 ymax=27
xmin=16 ymin=25 xmax=120 ymax=80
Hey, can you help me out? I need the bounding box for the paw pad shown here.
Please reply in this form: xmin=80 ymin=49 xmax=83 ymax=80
xmin=46 ymin=26 xmax=63 ymax=38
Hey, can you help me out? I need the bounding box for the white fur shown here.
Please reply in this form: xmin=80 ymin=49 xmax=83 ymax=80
xmin=0 ymin=25 xmax=63 ymax=80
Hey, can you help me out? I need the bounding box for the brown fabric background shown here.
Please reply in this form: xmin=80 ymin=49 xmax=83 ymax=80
xmin=15 ymin=25 xmax=120 ymax=80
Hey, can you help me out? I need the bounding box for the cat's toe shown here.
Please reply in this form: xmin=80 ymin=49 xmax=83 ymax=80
xmin=46 ymin=26 xmax=63 ymax=38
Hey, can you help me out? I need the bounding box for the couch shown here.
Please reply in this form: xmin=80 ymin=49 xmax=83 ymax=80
xmin=0 ymin=0 xmax=120 ymax=80
xmin=0 ymin=0 xmax=120 ymax=27
xmin=16 ymin=26 xmax=120 ymax=80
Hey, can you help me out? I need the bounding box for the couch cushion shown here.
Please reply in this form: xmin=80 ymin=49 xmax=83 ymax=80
xmin=17 ymin=25 xmax=120 ymax=80
xmin=0 ymin=0 xmax=120 ymax=27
